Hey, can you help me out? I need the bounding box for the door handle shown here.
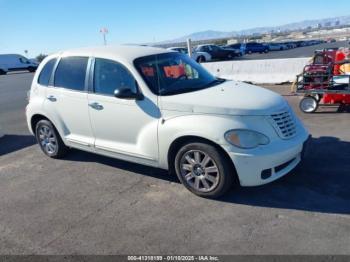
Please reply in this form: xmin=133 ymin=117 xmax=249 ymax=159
xmin=47 ymin=95 xmax=57 ymax=102
xmin=89 ymin=102 xmax=104 ymax=110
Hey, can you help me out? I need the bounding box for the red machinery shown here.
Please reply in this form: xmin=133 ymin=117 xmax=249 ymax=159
xmin=295 ymin=48 xmax=350 ymax=113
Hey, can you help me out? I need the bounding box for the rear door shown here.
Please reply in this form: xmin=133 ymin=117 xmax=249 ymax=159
xmin=44 ymin=56 xmax=94 ymax=149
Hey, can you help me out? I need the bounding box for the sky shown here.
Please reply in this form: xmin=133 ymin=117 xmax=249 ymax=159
xmin=0 ymin=0 xmax=349 ymax=57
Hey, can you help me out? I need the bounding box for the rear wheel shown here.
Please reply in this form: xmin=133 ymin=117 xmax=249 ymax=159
xmin=35 ymin=119 xmax=68 ymax=158
xmin=174 ymin=142 xmax=234 ymax=198
xmin=300 ymin=96 xmax=318 ymax=113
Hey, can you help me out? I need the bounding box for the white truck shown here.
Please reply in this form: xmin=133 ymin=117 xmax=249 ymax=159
xmin=0 ymin=54 xmax=38 ymax=75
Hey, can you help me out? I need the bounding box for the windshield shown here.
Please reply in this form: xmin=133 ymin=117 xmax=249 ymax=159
xmin=134 ymin=52 xmax=224 ymax=96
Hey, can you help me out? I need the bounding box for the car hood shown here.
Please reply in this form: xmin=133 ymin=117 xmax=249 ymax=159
xmin=160 ymin=80 xmax=288 ymax=116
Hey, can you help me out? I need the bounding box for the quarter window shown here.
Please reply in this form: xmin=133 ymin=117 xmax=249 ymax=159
xmin=93 ymin=58 xmax=137 ymax=96
xmin=38 ymin=58 xmax=57 ymax=86
xmin=54 ymin=57 xmax=88 ymax=91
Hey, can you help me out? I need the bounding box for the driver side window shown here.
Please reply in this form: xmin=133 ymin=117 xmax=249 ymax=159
xmin=19 ymin=57 xmax=28 ymax=64
xmin=210 ymin=46 xmax=218 ymax=52
xmin=93 ymin=58 xmax=137 ymax=96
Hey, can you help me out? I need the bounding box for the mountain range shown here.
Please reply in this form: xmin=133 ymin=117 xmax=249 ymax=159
xmin=158 ymin=15 xmax=350 ymax=44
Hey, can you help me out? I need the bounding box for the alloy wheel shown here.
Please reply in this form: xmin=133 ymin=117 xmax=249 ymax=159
xmin=38 ymin=125 xmax=57 ymax=154
xmin=179 ymin=150 xmax=220 ymax=192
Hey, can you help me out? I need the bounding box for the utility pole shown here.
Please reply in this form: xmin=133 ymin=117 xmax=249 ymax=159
xmin=100 ymin=27 xmax=109 ymax=45
xmin=187 ymin=38 xmax=192 ymax=58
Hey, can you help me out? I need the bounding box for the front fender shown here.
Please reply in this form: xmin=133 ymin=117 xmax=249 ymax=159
xmin=157 ymin=113 xmax=249 ymax=169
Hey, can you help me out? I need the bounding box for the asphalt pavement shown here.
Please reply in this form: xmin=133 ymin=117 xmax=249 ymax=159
xmin=0 ymin=72 xmax=349 ymax=255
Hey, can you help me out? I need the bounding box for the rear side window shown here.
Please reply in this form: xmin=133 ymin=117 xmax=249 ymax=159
xmin=93 ymin=58 xmax=137 ymax=96
xmin=38 ymin=58 xmax=57 ymax=86
xmin=54 ymin=57 xmax=88 ymax=91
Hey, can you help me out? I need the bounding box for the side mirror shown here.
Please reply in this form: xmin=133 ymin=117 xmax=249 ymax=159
xmin=114 ymin=88 xmax=144 ymax=100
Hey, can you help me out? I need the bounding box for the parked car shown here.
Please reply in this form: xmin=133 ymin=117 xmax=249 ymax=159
xmin=195 ymin=44 xmax=240 ymax=60
xmin=167 ymin=47 xmax=211 ymax=63
xmin=327 ymin=38 xmax=337 ymax=43
xmin=26 ymin=45 xmax=309 ymax=198
xmin=245 ymin=42 xmax=269 ymax=54
xmin=0 ymin=54 xmax=38 ymax=75
xmin=268 ymin=43 xmax=288 ymax=51
xmin=224 ymin=43 xmax=245 ymax=56
xmin=294 ymin=41 xmax=304 ymax=48
xmin=284 ymin=42 xmax=297 ymax=49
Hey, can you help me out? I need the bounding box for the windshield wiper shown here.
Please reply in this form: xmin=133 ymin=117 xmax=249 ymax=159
xmin=203 ymin=78 xmax=226 ymax=88
xmin=159 ymin=78 xmax=226 ymax=96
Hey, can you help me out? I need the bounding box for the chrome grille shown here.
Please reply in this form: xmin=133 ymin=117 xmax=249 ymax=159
xmin=270 ymin=110 xmax=296 ymax=139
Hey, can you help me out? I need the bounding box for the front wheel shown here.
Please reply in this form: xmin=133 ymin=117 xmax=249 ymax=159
xmin=299 ymin=96 xmax=318 ymax=113
xmin=174 ymin=142 xmax=234 ymax=198
xmin=0 ymin=69 xmax=7 ymax=75
xmin=35 ymin=119 xmax=68 ymax=158
xmin=28 ymin=66 xmax=37 ymax=72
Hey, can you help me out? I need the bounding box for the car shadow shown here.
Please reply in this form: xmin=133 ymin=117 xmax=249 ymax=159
xmin=0 ymin=134 xmax=36 ymax=156
xmin=64 ymin=149 xmax=179 ymax=183
xmin=63 ymin=136 xmax=350 ymax=215
xmin=220 ymin=136 xmax=350 ymax=215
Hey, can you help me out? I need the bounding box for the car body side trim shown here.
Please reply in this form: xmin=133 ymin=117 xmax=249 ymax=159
xmin=95 ymin=145 xmax=156 ymax=161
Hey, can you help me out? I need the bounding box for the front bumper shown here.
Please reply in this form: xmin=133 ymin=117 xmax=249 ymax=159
xmin=226 ymin=133 xmax=310 ymax=187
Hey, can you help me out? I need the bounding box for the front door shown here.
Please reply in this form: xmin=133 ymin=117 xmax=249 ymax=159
xmin=87 ymin=58 xmax=160 ymax=166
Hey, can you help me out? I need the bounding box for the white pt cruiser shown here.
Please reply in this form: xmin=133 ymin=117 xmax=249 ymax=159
xmin=26 ymin=45 xmax=309 ymax=198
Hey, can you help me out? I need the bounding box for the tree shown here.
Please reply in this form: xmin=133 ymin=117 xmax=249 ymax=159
xmin=36 ymin=54 xmax=47 ymax=63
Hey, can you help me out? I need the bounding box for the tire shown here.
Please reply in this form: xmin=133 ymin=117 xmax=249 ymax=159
xmin=227 ymin=53 xmax=233 ymax=60
xmin=28 ymin=66 xmax=36 ymax=72
xmin=299 ymin=96 xmax=318 ymax=113
xmin=0 ymin=69 xmax=6 ymax=75
xmin=264 ymin=49 xmax=269 ymax=53
xmin=248 ymin=50 xmax=252 ymax=54
xmin=35 ymin=119 xmax=68 ymax=158
xmin=197 ymin=56 xmax=206 ymax=63
xmin=174 ymin=142 xmax=234 ymax=198
xmin=337 ymin=103 xmax=346 ymax=113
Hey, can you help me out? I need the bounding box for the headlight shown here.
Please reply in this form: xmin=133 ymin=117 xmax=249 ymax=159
xmin=224 ymin=129 xmax=270 ymax=149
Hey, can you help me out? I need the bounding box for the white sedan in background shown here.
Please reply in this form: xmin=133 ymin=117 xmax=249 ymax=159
xmin=167 ymin=47 xmax=211 ymax=63
xmin=268 ymin=43 xmax=289 ymax=51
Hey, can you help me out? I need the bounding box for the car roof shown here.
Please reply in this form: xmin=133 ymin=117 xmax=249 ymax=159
xmin=167 ymin=47 xmax=185 ymax=49
xmin=55 ymin=45 xmax=174 ymax=62
xmin=0 ymin=54 xmax=24 ymax=57
xmin=197 ymin=44 xmax=215 ymax=47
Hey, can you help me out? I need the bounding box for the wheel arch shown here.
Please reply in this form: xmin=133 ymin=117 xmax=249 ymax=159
xmin=167 ymin=135 xmax=238 ymax=180
xmin=30 ymin=114 xmax=51 ymax=134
